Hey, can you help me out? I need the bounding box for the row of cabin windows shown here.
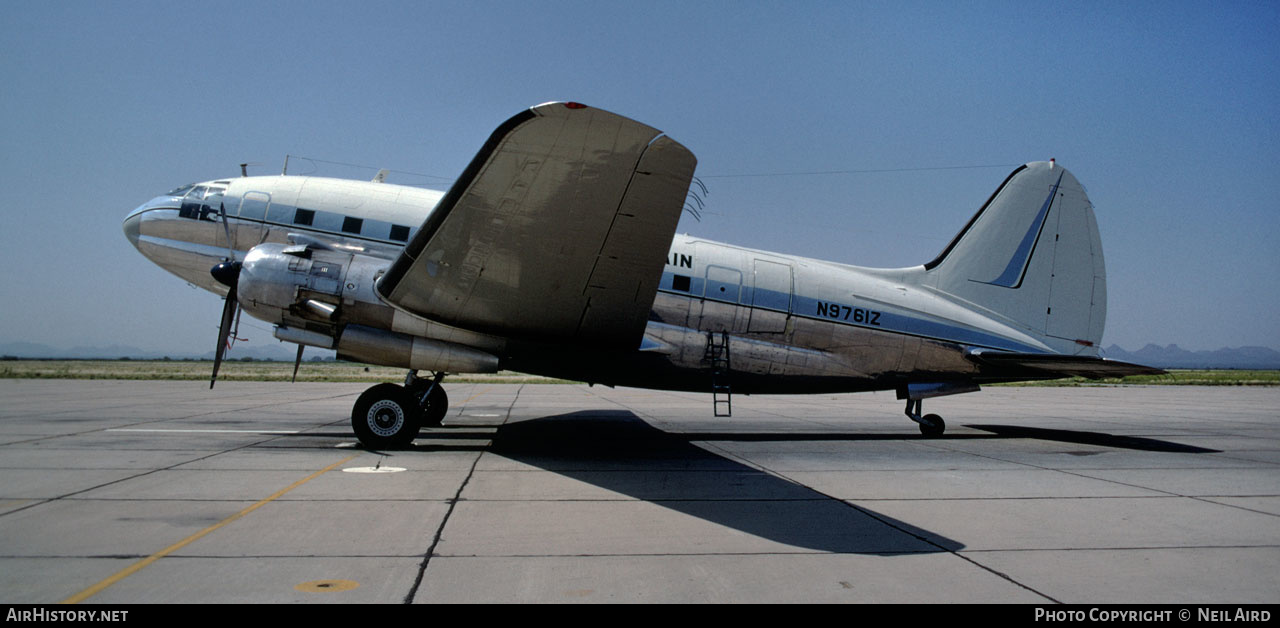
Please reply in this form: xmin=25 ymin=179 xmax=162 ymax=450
xmin=292 ymin=208 xmax=410 ymax=242
xmin=171 ymin=186 xmax=412 ymax=244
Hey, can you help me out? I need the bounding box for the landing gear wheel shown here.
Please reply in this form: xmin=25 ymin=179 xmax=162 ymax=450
xmin=918 ymin=413 xmax=946 ymax=436
xmin=904 ymin=398 xmax=945 ymax=437
xmin=413 ymin=384 xmax=449 ymax=430
xmin=352 ymin=383 xmax=420 ymax=449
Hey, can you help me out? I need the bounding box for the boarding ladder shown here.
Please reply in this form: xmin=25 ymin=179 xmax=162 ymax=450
xmin=705 ymin=331 xmax=732 ymax=417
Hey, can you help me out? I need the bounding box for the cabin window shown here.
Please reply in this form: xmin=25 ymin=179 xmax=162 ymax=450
xmin=342 ymin=216 xmax=363 ymax=234
xmin=672 ymin=275 xmax=691 ymax=292
xmin=293 ymin=208 xmax=315 ymax=226
xmin=389 ymin=224 xmax=410 ymax=242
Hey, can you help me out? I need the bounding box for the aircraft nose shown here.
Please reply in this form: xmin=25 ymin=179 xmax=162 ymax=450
xmin=123 ymin=205 xmax=143 ymax=248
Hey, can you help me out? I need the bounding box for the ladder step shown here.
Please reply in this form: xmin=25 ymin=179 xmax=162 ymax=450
xmin=707 ymin=331 xmax=732 ymax=417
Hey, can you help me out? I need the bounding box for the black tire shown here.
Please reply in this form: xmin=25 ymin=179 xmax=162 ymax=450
xmin=918 ymin=413 xmax=946 ymax=436
xmin=352 ymin=383 xmax=420 ymax=449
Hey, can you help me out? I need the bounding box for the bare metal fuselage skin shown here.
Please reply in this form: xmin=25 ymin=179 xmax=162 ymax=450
xmin=124 ymin=173 xmax=1083 ymax=395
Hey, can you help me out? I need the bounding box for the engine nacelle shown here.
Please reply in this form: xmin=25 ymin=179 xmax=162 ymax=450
xmin=237 ymin=243 xmax=502 ymax=373
xmin=336 ymin=325 xmax=499 ymax=373
xmin=238 ymin=243 xmax=355 ymax=326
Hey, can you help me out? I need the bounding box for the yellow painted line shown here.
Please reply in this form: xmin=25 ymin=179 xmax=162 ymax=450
xmin=458 ymin=387 xmax=490 ymax=406
xmin=295 ymin=579 xmax=359 ymax=593
xmin=62 ymin=454 xmax=358 ymax=604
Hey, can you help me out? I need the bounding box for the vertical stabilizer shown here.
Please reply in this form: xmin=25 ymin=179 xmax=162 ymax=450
xmin=924 ymin=162 xmax=1106 ymax=354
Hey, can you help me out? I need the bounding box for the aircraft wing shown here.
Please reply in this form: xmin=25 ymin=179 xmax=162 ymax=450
xmin=968 ymin=350 xmax=1167 ymax=379
xmin=376 ymin=102 xmax=697 ymax=349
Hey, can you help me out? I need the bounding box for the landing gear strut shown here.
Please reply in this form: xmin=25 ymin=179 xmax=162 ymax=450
xmin=350 ymin=370 xmax=449 ymax=449
xmin=904 ymin=399 xmax=945 ymax=436
xmin=405 ymin=370 xmax=449 ymax=430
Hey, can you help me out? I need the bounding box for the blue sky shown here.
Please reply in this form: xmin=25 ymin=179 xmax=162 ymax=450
xmin=1 ymin=1 xmax=1277 ymax=354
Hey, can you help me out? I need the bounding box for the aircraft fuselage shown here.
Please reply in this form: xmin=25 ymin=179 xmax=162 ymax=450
xmin=124 ymin=173 xmax=1069 ymax=397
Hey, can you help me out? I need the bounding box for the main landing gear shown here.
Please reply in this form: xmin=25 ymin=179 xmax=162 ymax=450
xmin=351 ymin=370 xmax=449 ymax=449
xmin=904 ymin=398 xmax=946 ymax=436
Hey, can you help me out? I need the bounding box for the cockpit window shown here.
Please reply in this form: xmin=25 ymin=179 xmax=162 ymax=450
xmin=166 ymin=183 xmax=196 ymax=197
xmin=204 ymin=187 xmax=225 ymax=214
xmin=179 ymin=186 xmax=208 ymax=219
xmin=177 ymin=185 xmax=226 ymax=222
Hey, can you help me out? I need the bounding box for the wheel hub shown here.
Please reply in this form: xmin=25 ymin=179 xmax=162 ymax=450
xmin=367 ymin=400 xmax=405 ymax=437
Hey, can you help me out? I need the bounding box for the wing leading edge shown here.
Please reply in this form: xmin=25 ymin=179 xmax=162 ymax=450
xmin=377 ymin=102 xmax=697 ymax=349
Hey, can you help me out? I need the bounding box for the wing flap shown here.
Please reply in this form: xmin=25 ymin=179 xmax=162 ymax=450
xmin=377 ymin=103 xmax=696 ymax=348
xmin=577 ymin=135 xmax=696 ymax=342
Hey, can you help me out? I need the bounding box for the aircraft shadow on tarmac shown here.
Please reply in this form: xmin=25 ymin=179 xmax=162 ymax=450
xmin=441 ymin=410 xmax=961 ymax=555
xmin=293 ymin=411 xmax=1217 ymax=554
xmin=962 ymin=424 xmax=1221 ymax=454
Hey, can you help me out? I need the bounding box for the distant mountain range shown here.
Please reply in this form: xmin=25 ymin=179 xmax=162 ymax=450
xmin=2 ymin=340 xmax=1278 ymax=369
xmin=1101 ymin=344 xmax=1280 ymax=370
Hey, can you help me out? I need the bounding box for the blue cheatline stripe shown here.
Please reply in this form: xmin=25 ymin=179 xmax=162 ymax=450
xmin=982 ymin=170 xmax=1065 ymax=288
xmin=655 ymin=272 xmax=1047 ymax=354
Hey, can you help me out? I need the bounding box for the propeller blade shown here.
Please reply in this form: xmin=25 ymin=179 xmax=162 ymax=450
xmin=292 ymin=344 xmax=304 ymax=383
xmin=211 ymin=284 xmax=237 ymax=389
xmin=217 ymin=202 xmax=236 ymax=261
xmin=229 ymin=305 xmax=243 ymax=351
xmin=209 ymin=260 xmax=242 ymax=390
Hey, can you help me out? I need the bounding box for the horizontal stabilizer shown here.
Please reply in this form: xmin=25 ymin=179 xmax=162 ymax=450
xmin=968 ymin=350 xmax=1167 ymax=379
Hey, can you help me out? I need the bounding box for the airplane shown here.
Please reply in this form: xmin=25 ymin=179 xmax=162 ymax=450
xmin=123 ymin=101 xmax=1163 ymax=448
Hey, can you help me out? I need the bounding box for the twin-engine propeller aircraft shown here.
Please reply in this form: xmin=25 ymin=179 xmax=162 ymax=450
xmin=124 ymin=102 xmax=1162 ymax=448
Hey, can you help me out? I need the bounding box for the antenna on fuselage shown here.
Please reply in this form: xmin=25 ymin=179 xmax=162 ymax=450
xmin=683 ymin=175 xmax=709 ymax=221
xmin=282 ymin=154 xmax=290 ymax=175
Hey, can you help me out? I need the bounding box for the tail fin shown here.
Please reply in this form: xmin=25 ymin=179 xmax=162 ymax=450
xmin=924 ymin=162 xmax=1106 ymax=355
